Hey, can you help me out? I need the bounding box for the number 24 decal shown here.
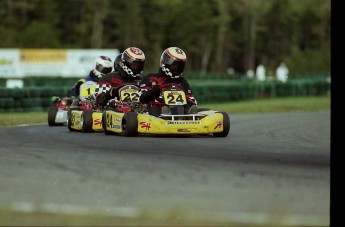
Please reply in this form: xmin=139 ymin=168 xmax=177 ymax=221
xmin=164 ymin=90 xmax=186 ymax=105
xmin=166 ymin=93 xmax=184 ymax=104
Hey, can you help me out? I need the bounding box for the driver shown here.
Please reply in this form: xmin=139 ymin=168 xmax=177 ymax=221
xmin=113 ymin=53 xmax=123 ymax=72
xmin=95 ymin=47 xmax=145 ymax=108
xmin=68 ymin=55 xmax=113 ymax=110
xmin=138 ymin=47 xmax=197 ymax=116
xmin=70 ymin=55 xmax=113 ymax=97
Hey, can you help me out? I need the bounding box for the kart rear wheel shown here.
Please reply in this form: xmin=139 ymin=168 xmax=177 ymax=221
xmin=213 ymin=112 xmax=230 ymax=137
xmin=122 ymin=112 xmax=138 ymax=137
xmin=82 ymin=110 xmax=94 ymax=133
xmin=48 ymin=105 xmax=63 ymax=126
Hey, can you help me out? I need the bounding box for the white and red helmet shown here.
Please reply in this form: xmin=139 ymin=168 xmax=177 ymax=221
xmin=94 ymin=55 xmax=113 ymax=78
xmin=160 ymin=47 xmax=187 ymax=79
xmin=119 ymin=47 xmax=145 ymax=78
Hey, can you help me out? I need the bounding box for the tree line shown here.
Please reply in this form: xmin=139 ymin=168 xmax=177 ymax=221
xmin=0 ymin=0 xmax=330 ymax=76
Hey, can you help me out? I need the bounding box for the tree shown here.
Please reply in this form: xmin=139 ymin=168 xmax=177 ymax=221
xmin=0 ymin=0 xmax=330 ymax=75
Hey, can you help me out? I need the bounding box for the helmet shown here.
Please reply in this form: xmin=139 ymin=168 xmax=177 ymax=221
xmin=160 ymin=47 xmax=187 ymax=79
xmin=119 ymin=47 xmax=145 ymax=78
xmin=113 ymin=53 xmax=122 ymax=72
xmin=94 ymin=55 xmax=113 ymax=78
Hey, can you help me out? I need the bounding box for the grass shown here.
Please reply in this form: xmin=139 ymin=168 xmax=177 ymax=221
xmin=0 ymin=209 xmax=230 ymax=226
xmin=0 ymin=112 xmax=48 ymax=126
xmin=202 ymin=95 xmax=330 ymax=114
xmin=0 ymin=96 xmax=330 ymax=126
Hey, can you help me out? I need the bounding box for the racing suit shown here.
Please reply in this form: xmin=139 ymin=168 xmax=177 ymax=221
xmin=95 ymin=71 xmax=142 ymax=108
xmin=68 ymin=70 xmax=100 ymax=110
xmin=138 ymin=72 xmax=197 ymax=116
xmin=70 ymin=70 xmax=99 ymax=97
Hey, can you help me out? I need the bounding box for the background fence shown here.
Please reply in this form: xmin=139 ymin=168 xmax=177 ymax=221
xmin=0 ymin=74 xmax=330 ymax=112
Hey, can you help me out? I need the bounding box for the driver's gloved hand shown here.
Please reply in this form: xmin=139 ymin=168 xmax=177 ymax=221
xmin=51 ymin=96 xmax=60 ymax=103
xmin=76 ymin=79 xmax=84 ymax=88
xmin=187 ymin=97 xmax=197 ymax=105
xmin=150 ymin=85 xmax=161 ymax=97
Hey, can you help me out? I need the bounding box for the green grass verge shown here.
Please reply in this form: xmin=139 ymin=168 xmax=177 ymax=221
xmin=0 ymin=112 xmax=48 ymax=126
xmin=201 ymin=95 xmax=330 ymax=114
xmin=0 ymin=209 xmax=231 ymax=226
xmin=0 ymin=96 xmax=330 ymax=126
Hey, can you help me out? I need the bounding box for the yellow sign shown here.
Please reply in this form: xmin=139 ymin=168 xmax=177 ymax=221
xmin=119 ymin=85 xmax=139 ymax=102
xmin=79 ymin=81 xmax=98 ymax=100
xmin=20 ymin=49 xmax=67 ymax=62
xmin=163 ymin=90 xmax=186 ymax=105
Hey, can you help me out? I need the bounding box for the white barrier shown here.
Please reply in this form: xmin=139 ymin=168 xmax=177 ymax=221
xmin=6 ymin=79 xmax=24 ymax=88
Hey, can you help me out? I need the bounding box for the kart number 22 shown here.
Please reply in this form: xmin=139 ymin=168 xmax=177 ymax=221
xmin=119 ymin=87 xmax=139 ymax=102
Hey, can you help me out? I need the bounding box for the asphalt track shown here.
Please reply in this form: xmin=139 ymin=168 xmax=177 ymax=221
xmin=0 ymin=111 xmax=330 ymax=226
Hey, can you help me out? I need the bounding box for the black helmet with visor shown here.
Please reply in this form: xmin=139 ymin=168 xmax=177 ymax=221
xmin=120 ymin=47 xmax=145 ymax=78
xmin=160 ymin=47 xmax=187 ymax=79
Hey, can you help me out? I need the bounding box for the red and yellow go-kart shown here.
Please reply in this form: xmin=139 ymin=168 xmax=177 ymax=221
xmin=68 ymin=82 xmax=143 ymax=133
xmin=102 ymin=84 xmax=230 ymax=137
xmin=67 ymin=81 xmax=103 ymax=132
xmin=103 ymin=110 xmax=230 ymax=137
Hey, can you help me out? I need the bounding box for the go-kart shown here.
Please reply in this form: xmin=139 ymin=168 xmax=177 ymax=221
xmin=102 ymin=84 xmax=147 ymax=135
xmin=48 ymin=96 xmax=73 ymax=126
xmin=67 ymin=81 xmax=104 ymax=132
xmin=103 ymin=83 xmax=230 ymax=137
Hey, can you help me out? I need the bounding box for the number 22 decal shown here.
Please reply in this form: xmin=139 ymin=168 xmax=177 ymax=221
xmin=121 ymin=92 xmax=139 ymax=101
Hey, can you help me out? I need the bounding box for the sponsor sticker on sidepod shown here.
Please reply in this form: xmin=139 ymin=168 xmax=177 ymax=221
xmin=167 ymin=121 xmax=201 ymax=125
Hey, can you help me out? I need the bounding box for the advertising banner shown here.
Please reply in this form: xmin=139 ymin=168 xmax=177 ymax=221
xmin=19 ymin=49 xmax=67 ymax=76
xmin=0 ymin=49 xmax=119 ymax=78
xmin=61 ymin=49 xmax=118 ymax=77
xmin=0 ymin=49 xmax=23 ymax=78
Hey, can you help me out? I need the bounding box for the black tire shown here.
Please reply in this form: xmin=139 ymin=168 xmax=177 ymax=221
xmin=48 ymin=105 xmax=63 ymax=126
xmin=122 ymin=112 xmax=138 ymax=137
xmin=213 ymin=112 xmax=230 ymax=137
xmin=82 ymin=110 xmax=94 ymax=133
xmin=102 ymin=111 xmax=116 ymax=135
xmin=67 ymin=109 xmax=72 ymax=119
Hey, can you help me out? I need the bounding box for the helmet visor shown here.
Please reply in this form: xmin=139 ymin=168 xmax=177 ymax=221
xmin=96 ymin=63 xmax=112 ymax=74
xmin=169 ymin=60 xmax=185 ymax=76
xmin=126 ymin=60 xmax=144 ymax=74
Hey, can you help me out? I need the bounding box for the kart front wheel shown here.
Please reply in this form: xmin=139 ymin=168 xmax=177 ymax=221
xmin=122 ymin=112 xmax=138 ymax=137
xmin=82 ymin=110 xmax=94 ymax=133
xmin=213 ymin=112 xmax=230 ymax=137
